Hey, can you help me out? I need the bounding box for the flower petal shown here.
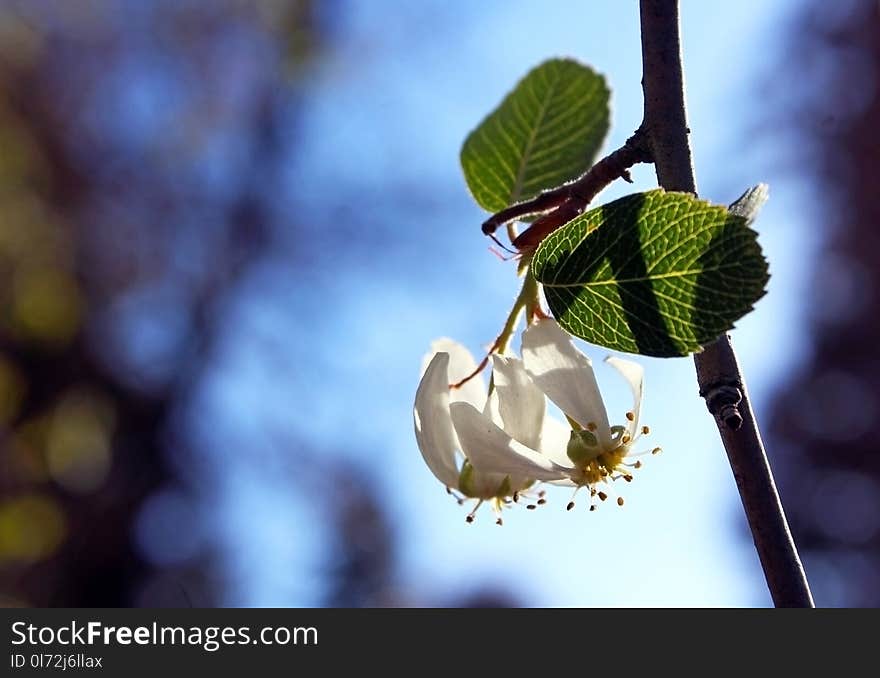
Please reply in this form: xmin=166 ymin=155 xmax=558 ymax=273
xmin=450 ymin=401 xmax=566 ymax=482
xmin=521 ymin=319 xmax=611 ymax=447
xmin=539 ymin=414 xmax=576 ymax=468
xmin=605 ymin=356 xmax=644 ymax=435
xmin=425 ymin=338 xmax=487 ymax=411
xmin=413 ymin=352 xmax=461 ymax=488
xmin=491 ymin=355 xmax=545 ymax=450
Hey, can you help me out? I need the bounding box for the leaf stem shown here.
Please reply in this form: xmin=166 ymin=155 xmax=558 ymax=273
xmin=638 ymin=0 xmax=814 ymax=607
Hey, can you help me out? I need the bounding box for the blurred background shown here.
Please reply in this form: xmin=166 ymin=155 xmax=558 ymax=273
xmin=0 ymin=0 xmax=876 ymax=607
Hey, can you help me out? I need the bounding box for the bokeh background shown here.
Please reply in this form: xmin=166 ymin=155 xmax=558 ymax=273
xmin=0 ymin=0 xmax=876 ymax=607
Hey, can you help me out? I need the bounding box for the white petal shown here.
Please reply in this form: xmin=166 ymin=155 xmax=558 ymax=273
xmin=539 ymin=414 xmax=576 ymax=468
xmin=413 ymin=352 xmax=461 ymax=488
xmin=425 ymin=338 xmax=486 ymax=411
xmin=490 ymin=355 xmax=545 ymax=450
xmin=605 ymin=356 xmax=644 ymax=435
xmin=482 ymin=388 xmax=503 ymax=427
xmin=521 ymin=319 xmax=611 ymax=447
xmin=449 ymin=401 xmax=566 ymax=482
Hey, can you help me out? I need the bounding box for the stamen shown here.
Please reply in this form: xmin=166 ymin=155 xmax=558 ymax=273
xmin=447 ymin=487 xmax=467 ymax=503
xmin=625 ymin=411 xmax=635 ymax=421
xmin=466 ymin=500 xmax=484 ymax=523
xmin=567 ymin=486 xmax=583 ymax=512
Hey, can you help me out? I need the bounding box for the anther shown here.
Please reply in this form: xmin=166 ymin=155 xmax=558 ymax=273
xmin=526 ymin=504 xmax=537 ymax=510
xmin=598 ymin=492 xmax=608 ymax=501
xmin=587 ymin=422 xmax=597 ymax=432
xmin=537 ymin=498 xmax=547 ymax=505
xmin=513 ymin=491 xmax=520 ymax=503
xmin=623 ymin=474 xmax=633 ymax=482
xmin=589 ymin=505 xmax=597 ymax=512
xmin=496 ymin=518 xmax=503 ymax=526
xmin=466 ymin=515 xmax=475 ymax=523
xmin=622 ymin=434 xmax=631 ymax=444
xmin=617 ymin=497 xmax=625 ymax=507
xmin=625 ymin=411 xmax=635 ymax=421
xmin=641 ymin=425 xmax=650 ymax=435
xmin=590 ymin=488 xmax=597 ymax=496
xmin=567 ymin=501 xmax=575 ymax=511
xmin=634 ymin=460 xmax=642 ymax=469
xmin=652 ymin=447 xmax=661 ymax=455
xmin=538 ymin=490 xmax=546 ymax=498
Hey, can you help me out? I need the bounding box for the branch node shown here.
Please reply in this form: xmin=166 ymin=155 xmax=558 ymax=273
xmin=700 ymin=383 xmax=743 ymax=430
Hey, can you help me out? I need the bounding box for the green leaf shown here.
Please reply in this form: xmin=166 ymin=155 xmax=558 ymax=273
xmin=531 ymin=189 xmax=770 ymax=357
xmin=460 ymin=58 xmax=610 ymax=213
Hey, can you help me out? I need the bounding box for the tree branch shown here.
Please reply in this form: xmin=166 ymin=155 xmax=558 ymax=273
xmin=638 ymin=0 xmax=814 ymax=607
xmin=480 ymin=129 xmax=652 ymax=251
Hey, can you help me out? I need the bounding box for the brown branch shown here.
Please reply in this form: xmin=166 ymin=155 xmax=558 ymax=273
xmin=639 ymin=0 xmax=814 ymax=607
xmin=480 ymin=129 xmax=653 ymax=244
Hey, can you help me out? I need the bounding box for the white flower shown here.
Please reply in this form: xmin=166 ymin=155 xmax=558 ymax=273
xmin=451 ymin=319 xmax=659 ymax=511
xmin=413 ymin=339 xmax=548 ymax=523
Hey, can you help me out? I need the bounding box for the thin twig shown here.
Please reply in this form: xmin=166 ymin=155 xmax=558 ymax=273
xmin=638 ymin=0 xmax=813 ymax=607
xmin=481 ymin=129 xmax=652 ymax=251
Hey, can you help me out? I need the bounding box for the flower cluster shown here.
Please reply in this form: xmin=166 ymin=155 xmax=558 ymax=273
xmin=413 ymin=318 xmax=660 ymax=523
